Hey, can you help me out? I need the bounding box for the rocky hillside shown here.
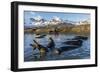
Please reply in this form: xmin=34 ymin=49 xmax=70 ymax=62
xmin=24 ymin=23 xmax=90 ymax=34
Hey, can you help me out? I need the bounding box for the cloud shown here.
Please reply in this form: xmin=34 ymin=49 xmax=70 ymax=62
xmin=24 ymin=11 xmax=37 ymax=25
xmin=24 ymin=11 xmax=36 ymax=18
xmin=29 ymin=11 xmax=36 ymax=16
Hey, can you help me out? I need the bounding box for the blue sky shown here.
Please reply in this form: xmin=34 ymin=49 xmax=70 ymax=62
xmin=24 ymin=11 xmax=90 ymax=26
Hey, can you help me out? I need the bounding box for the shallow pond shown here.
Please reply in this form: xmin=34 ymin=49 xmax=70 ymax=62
xmin=24 ymin=34 xmax=90 ymax=62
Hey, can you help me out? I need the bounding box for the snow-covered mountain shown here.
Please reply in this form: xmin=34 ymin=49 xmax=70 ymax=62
xmin=29 ymin=16 xmax=90 ymax=27
xmin=75 ymin=19 xmax=90 ymax=25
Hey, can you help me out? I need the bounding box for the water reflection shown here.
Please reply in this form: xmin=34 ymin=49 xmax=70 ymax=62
xmin=24 ymin=34 xmax=90 ymax=62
